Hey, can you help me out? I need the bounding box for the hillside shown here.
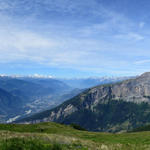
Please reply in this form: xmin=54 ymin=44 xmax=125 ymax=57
xmin=132 ymin=124 xmax=150 ymax=132
xmin=0 ymin=122 xmax=150 ymax=150
xmin=19 ymin=72 xmax=150 ymax=132
xmin=0 ymin=88 xmax=23 ymax=122
xmin=0 ymin=76 xmax=75 ymax=123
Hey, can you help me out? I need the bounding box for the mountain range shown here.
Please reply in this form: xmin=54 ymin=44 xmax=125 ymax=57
xmin=59 ymin=76 xmax=131 ymax=89
xmin=18 ymin=72 xmax=150 ymax=132
xmin=0 ymin=75 xmax=127 ymax=123
xmin=0 ymin=76 xmax=73 ymax=122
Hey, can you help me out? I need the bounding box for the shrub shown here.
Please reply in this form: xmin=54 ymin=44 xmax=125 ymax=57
xmin=70 ymin=123 xmax=87 ymax=131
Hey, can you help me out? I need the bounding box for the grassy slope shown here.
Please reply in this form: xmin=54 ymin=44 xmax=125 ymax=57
xmin=0 ymin=122 xmax=150 ymax=150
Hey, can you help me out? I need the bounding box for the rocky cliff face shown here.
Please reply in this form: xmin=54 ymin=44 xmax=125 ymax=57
xmin=86 ymin=72 xmax=150 ymax=104
xmin=19 ymin=72 xmax=150 ymax=132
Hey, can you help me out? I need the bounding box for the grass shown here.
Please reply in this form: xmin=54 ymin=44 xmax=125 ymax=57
xmin=0 ymin=138 xmax=88 ymax=150
xmin=0 ymin=122 xmax=150 ymax=149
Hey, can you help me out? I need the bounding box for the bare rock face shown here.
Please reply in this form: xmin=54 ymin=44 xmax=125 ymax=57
xmin=49 ymin=104 xmax=78 ymax=121
xmin=88 ymin=72 xmax=150 ymax=104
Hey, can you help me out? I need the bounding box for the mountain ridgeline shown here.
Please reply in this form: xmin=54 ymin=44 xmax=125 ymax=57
xmin=19 ymin=72 xmax=150 ymax=132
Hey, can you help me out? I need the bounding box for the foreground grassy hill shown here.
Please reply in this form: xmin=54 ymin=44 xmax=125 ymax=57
xmin=0 ymin=122 xmax=150 ymax=149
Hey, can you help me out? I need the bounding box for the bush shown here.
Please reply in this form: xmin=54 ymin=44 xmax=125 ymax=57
xmin=70 ymin=124 xmax=87 ymax=131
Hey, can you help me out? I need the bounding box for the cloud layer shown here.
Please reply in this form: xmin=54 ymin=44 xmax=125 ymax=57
xmin=0 ymin=0 xmax=150 ymax=77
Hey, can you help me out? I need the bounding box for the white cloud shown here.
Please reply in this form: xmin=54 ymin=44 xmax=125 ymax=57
xmin=115 ymin=33 xmax=144 ymax=41
xmin=134 ymin=59 xmax=150 ymax=65
xmin=0 ymin=30 xmax=55 ymax=51
xmin=0 ymin=0 xmax=150 ymax=76
xmin=0 ymin=23 xmax=103 ymax=66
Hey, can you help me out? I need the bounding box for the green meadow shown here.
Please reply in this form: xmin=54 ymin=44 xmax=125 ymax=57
xmin=0 ymin=122 xmax=150 ymax=150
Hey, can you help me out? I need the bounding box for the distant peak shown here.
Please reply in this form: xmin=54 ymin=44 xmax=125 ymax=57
xmin=30 ymin=74 xmax=53 ymax=79
xmin=0 ymin=74 xmax=53 ymax=79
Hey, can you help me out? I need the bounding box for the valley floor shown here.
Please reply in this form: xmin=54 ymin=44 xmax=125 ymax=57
xmin=0 ymin=122 xmax=150 ymax=150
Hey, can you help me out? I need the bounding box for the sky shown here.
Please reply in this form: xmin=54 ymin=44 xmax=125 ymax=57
xmin=0 ymin=0 xmax=150 ymax=78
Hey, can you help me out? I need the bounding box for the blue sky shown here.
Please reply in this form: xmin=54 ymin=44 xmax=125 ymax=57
xmin=0 ymin=0 xmax=150 ymax=77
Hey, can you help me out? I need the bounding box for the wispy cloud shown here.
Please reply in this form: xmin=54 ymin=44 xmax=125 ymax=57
xmin=0 ymin=0 xmax=150 ymax=77
xmin=134 ymin=59 xmax=150 ymax=65
xmin=114 ymin=33 xmax=144 ymax=41
xmin=0 ymin=30 xmax=55 ymax=50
